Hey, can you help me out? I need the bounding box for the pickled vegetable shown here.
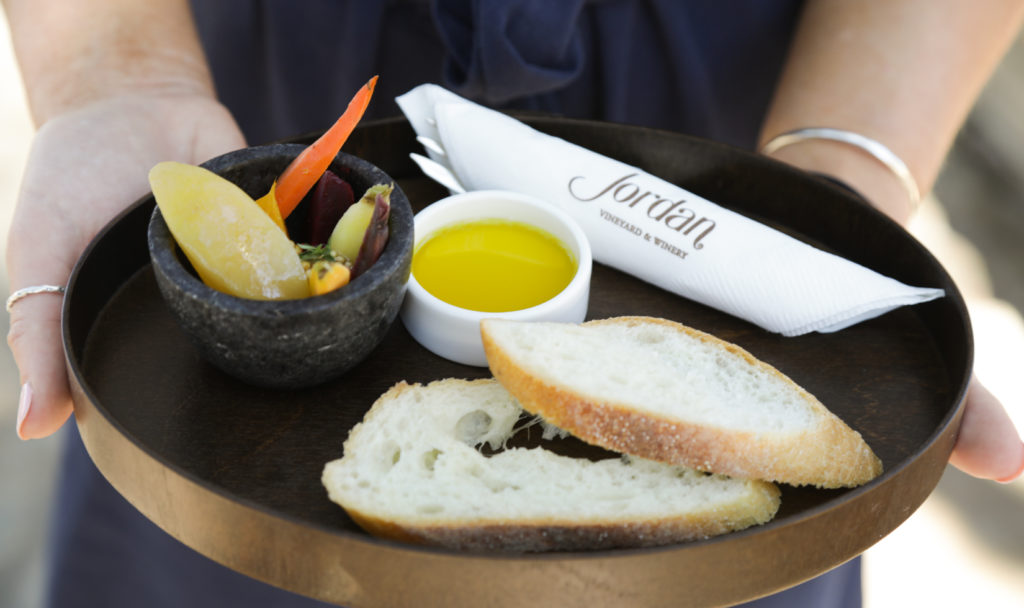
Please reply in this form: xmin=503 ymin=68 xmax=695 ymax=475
xmin=147 ymin=78 xmax=388 ymax=301
xmin=254 ymin=182 xmax=288 ymax=234
xmin=308 ymin=259 xmax=351 ymax=295
xmin=149 ymin=161 xmax=310 ymax=300
xmin=269 ymin=75 xmax=378 ymax=219
xmin=306 ymin=171 xmax=354 ymax=245
xmin=351 ymin=191 xmax=390 ymax=279
xmin=328 ymin=184 xmax=392 ymax=263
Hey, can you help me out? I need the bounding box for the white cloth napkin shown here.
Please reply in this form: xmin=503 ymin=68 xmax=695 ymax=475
xmin=396 ymin=84 xmax=944 ymax=336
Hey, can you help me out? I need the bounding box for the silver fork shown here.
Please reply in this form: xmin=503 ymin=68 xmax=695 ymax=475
xmin=409 ymin=153 xmax=466 ymax=194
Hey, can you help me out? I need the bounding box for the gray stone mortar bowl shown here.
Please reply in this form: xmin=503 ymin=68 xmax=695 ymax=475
xmin=147 ymin=143 xmax=414 ymax=388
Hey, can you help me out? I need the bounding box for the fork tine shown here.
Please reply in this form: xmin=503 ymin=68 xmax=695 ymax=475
xmin=416 ymin=135 xmax=447 ymax=157
xmin=410 ymin=153 xmax=466 ymax=194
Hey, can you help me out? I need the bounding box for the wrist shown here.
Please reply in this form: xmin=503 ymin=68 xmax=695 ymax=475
xmin=761 ymin=136 xmax=920 ymax=226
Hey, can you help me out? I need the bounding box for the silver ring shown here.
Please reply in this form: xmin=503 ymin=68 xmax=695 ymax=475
xmin=6 ymin=284 xmax=67 ymax=313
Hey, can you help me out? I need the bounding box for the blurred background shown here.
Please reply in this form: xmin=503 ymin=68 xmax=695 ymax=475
xmin=1 ymin=11 xmax=1022 ymax=608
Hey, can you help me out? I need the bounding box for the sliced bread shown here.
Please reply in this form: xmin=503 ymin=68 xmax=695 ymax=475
xmin=480 ymin=316 xmax=883 ymax=488
xmin=322 ymin=378 xmax=781 ymax=552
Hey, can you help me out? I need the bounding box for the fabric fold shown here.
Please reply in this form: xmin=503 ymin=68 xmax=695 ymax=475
xmin=432 ymin=0 xmax=587 ymax=103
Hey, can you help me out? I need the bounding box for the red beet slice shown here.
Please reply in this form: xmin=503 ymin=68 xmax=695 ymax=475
xmin=306 ymin=170 xmax=354 ymax=245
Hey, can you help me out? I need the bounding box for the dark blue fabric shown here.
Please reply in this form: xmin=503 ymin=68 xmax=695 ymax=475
xmin=190 ymin=0 xmax=801 ymax=148
xmin=45 ymin=1 xmax=868 ymax=606
xmin=433 ymin=0 xmax=588 ymax=103
xmin=44 ymin=425 xmax=335 ymax=608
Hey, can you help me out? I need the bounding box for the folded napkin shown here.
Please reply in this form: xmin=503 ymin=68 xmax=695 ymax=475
xmin=396 ymin=84 xmax=944 ymax=336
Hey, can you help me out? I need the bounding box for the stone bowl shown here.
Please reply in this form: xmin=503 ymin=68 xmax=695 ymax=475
xmin=147 ymin=143 xmax=414 ymax=388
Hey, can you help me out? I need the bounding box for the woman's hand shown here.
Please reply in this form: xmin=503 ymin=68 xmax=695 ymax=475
xmin=7 ymin=92 xmax=245 ymax=439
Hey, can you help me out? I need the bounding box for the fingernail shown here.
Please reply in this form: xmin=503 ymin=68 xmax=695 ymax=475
xmin=995 ymin=443 xmax=1024 ymax=484
xmin=16 ymin=383 xmax=32 ymax=439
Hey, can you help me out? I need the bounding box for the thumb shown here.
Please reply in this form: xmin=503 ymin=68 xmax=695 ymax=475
xmin=5 ymin=180 xmax=81 ymax=440
xmin=6 ymin=284 xmax=72 ymax=439
xmin=948 ymin=376 xmax=1024 ymax=482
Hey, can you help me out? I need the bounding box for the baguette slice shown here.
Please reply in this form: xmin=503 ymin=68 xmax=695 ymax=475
xmin=481 ymin=316 xmax=883 ymax=488
xmin=322 ymin=379 xmax=781 ymax=552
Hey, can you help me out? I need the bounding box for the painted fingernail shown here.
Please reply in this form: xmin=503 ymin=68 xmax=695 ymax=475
xmin=16 ymin=383 xmax=32 ymax=439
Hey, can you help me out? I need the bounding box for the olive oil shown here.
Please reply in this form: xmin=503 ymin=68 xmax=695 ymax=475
xmin=412 ymin=219 xmax=577 ymax=312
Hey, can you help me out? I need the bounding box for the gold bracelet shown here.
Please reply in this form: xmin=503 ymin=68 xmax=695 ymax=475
xmin=760 ymin=127 xmax=921 ymax=213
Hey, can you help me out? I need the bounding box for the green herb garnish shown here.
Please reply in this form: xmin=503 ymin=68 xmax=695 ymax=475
xmin=297 ymin=243 xmax=341 ymax=263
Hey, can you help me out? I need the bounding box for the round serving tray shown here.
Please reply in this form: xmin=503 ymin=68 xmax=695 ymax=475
xmin=63 ymin=116 xmax=971 ymax=608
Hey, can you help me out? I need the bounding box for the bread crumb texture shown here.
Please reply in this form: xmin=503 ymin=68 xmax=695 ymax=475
xmin=322 ymin=379 xmax=780 ymax=552
xmin=481 ymin=316 xmax=883 ymax=488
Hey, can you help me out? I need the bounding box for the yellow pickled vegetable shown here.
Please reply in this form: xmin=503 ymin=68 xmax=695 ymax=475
xmin=253 ymin=182 xmax=288 ymax=234
xmin=327 ymin=183 xmax=392 ymax=262
xmin=149 ymin=161 xmax=310 ymax=300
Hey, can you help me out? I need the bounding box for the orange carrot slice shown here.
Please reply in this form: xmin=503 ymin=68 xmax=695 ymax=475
xmin=272 ymin=75 xmax=379 ymax=219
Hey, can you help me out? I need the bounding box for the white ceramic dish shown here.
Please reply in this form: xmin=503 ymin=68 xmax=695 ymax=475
xmin=400 ymin=190 xmax=592 ymax=366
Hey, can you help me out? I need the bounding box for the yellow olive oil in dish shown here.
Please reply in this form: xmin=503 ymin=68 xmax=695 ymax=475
xmin=412 ymin=219 xmax=577 ymax=312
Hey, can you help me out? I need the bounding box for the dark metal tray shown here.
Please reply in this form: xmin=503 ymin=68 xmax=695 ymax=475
xmin=63 ymin=116 xmax=971 ymax=607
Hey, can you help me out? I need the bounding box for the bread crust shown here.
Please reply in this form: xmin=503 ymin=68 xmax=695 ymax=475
xmin=343 ymin=480 xmax=781 ymax=552
xmin=482 ymin=317 xmax=883 ymax=488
